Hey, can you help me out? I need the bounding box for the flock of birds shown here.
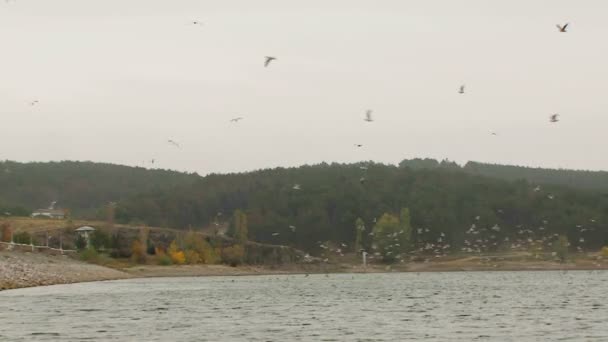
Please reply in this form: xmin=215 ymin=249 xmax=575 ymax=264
xmin=161 ymin=21 xmax=596 ymax=265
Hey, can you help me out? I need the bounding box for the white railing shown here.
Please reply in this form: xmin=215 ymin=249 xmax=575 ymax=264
xmin=0 ymin=241 xmax=76 ymax=253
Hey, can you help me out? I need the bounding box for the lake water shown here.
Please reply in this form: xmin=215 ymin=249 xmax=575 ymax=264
xmin=0 ymin=271 xmax=607 ymax=341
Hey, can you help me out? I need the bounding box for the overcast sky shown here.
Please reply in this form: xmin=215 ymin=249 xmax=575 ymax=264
xmin=1 ymin=0 xmax=607 ymax=174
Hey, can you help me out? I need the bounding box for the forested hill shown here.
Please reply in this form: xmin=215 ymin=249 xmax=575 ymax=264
xmin=116 ymin=162 xmax=608 ymax=253
xmin=0 ymin=160 xmax=199 ymax=216
xmin=399 ymin=158 xmax=608 ymax=192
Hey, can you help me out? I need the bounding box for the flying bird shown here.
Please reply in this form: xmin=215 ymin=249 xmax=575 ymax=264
xmin=272 ymin=233 xmax=279 ymax=236
xmin=360 ymin=177 xmax=366 ymax=184
xmin=292 ymin=184 xmax=301 ymax=190
xmin=264 ymin=56 xmax=277 ymax=67
xmin=458 ymin=85 xmax=465 ymax=94
xmin=167 ymin=140 xmax=181 ymax=148
xmin=289 ymin=225 xmax=296 ymax=232
xmin=192 ymin=21 xmax=203 ymax=26
xmin=364 ymin=110 xmax=373 ymax=122
xmin=550 ymin=114 xmax=559 ymax=123
xmin=29 ymin=100 xmax=39 ymax=106
xmin=490 ymin=131 xmax=498 ymax=136
xmin=354 ymin=144 xmax=363 ymax=148
xmin=230 ymin=117 xmax=244 ymax=123
xmin=556 ymin=23 xmax=569 ymax=33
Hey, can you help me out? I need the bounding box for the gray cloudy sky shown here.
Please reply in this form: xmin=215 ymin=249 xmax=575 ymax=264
xmin=2 ymin=0 xmax=607 ymax=174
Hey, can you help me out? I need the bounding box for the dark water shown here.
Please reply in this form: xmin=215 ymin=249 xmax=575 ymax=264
xmin=0 ymin=271 xmax=607 ymax=341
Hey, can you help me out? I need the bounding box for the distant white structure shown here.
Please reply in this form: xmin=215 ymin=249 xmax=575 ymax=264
xmin=31 ymin=209 xmax=65 ymax=219
xmin=31 ymin=201 xmax=65 ymax=219
xmin=75 ymin=226 xmax=96 ymax=247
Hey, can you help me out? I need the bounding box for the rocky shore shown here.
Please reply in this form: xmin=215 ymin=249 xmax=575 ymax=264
xmin=0 ymin=250 xmax=130 ymax=291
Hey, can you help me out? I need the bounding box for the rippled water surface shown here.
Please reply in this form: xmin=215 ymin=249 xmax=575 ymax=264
xmin=1 ymin=271 xmax=607 ymax=341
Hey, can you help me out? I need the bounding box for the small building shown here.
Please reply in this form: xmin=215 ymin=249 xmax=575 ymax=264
xmin=31 ymin=209 xmax=65 ymax=219
xmin=75 ymin=226 xmax=96 ymax=247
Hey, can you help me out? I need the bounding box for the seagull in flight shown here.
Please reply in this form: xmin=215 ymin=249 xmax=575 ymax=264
xmin=292 ymin=184 xmax=301 ymax=190
xmin=264 ymin=56 xmax=277 ymax=67
xmin=550 ymin=114 xmax=559 ymax=123
xmin=354 ymin=144 xmax=363 ymax=148
xmin=230 ymin=117 xmax=244 ymax=123
xmin=490 ymin=131 xmax=498 ymax=136
xmin=192 ymin=20 xmax=203 ymax=26
xmin=167 ymin=140 xmax=181 ymax=148
xmin=289 ymin=225 xmax=296 ymax=232
xmin=458 ymin=85 xmax=465 ymax=94
xmin=364 ymin=110 xmax=373 ymax=122
xmin=556 ymin=23 xmax=569 ymax=33
xmin=272 ymin=232 xmax=279 ymax=236
xmin=30 ymin=100 xmax=39 ymax=106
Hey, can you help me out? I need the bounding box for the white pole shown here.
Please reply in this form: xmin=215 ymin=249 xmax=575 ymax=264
xmin=362 ymin=251 xmax=367 ymax=268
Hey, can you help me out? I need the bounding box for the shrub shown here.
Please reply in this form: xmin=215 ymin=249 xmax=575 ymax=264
xmin=157 ymin=253 xmax=173 ymax=266
xmin=131 ymin=240 xmax=147 ymax=264
xmin=109 ymin=232 xmax=131 ymax=258
xmin=202 ymin=248 xmax=220 ymax=264
xmin=167 ymin=240 xmax=186 ymax=264
xmin=13 ymin=231 xmax=32 ymax=245
xmin=80 ymin=248 xmax=99 ymax=262
xmin=222 ymin=244 xmax=245 ymax=266
xmin=170 ymin=251 xmax=186 ymax=264
xmin=90 ymin=230 xmax=110 ymax=251
xmin=184 ymin=250 xmax=201 ymax=264
xmin=601 ymin=246 xmax=608 ymax=258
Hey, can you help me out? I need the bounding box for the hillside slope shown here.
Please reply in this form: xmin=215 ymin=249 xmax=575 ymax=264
xmin=115 ymin=162 xmax=608 ymax=252
xmin=0 ymin=160 xmax=199 ymax=217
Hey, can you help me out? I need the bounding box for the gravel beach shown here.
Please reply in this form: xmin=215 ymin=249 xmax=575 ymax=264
xmin=0 ymin=250 xmax=130 ymax=290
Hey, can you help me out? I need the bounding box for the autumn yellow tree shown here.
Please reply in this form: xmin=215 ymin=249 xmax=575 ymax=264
xmin=183 ymin=231 xmax=218 ymax=264
xmin=168 ymin=240 xmax=186 ymax=264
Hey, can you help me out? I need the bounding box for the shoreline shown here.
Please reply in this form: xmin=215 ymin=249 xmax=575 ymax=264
xmin=1 ymin=250 xmax=606 ymax=291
